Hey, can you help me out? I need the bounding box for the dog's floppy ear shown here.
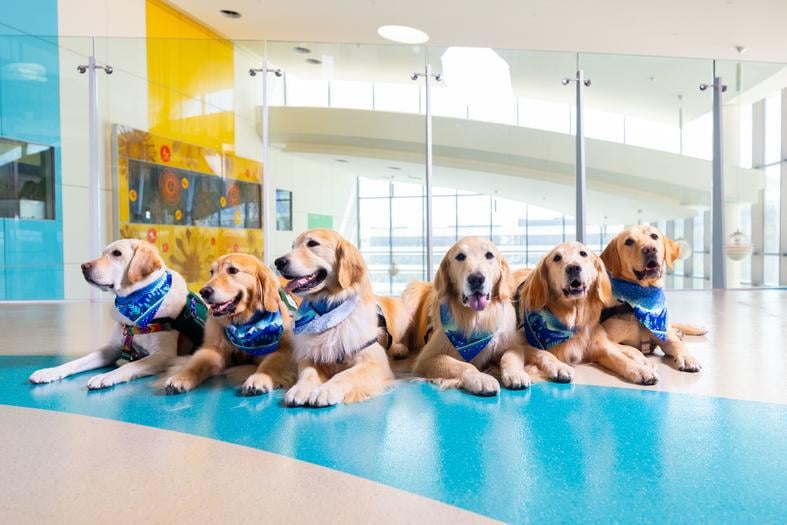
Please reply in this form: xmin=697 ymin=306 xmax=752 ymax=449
xmin=523 ymin=260 xmax=549 ymax=312
xmin=600 ymin=238 xmax=622 ymax=278
xmin=336 ymin=239 xmax=365 ymax=289
xmin=433 ymin=254 xmax=452 ymax=298
xmin=256 ymin=260 xmax=281 ymax=313
xmin=493 ymin=255 xmax=512 ymax=301
xmin=593 ymin=254 xmax=613 ymax=306
xmin=127 ymin=241 xmax=164 ymax=284
xmin=663 ymin=237 xmax=681 ymax=271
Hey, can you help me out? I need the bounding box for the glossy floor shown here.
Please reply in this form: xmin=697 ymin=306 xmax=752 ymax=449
xmin=0 ymin=290 xmax=785 ymax=524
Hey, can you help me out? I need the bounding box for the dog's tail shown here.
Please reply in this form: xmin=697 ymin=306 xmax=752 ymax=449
xmin=670 ymin=322 xmax=709 ymax=337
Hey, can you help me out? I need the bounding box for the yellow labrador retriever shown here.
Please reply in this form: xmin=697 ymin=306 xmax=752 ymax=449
xmin=29 ymin=239 xmax=205 ymax=389
xmin=514 ymin=242 xmax=659 ymax=385
xmin=274 ymin=229 xmax=394 ymax=407
xmin=165 ymin=253 xmax=296 ymax=395
xmin=600 ymin=225 xmax=705 ymax=372
xmin=413 ymin=237 xmax=531 ymax=396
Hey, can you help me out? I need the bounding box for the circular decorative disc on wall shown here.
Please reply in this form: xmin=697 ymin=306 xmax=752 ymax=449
xmin=159 ymin=170 xmax=181 ymax=206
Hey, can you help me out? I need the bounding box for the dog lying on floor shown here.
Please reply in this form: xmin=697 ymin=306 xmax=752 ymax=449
xmin=412 ymin=237 xmax=531 ymax=396
xmin=165 ymin=253 xmax=296 ymax=395
xmin=600 ymin=225 xmax=706 ymax=372
xmin=29 ymin=239 xmax=206 ymax=389
xmin=513 ymin=241 xmax=659 ymax=385
xmin=274 ymin=229 xmax=395 ymax=406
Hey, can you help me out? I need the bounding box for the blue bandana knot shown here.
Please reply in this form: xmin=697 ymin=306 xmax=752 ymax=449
xmin=294 ymin=294 xmax=360 ymax=335
xmin=440 ymin=303 xmax=493 ymax=362
xmin=609 ymin=276 xmax=668 ymax=341
xmin=224 ymin=309 xmax=284 ymax=356
xmin=522 ymin=308 xmax=576 ymax=350
xmin=115 ymin=271 xmax=172 ymax=327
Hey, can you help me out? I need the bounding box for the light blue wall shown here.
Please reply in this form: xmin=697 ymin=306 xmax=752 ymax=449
xmin=0 ymin=0 xmax=63 ymax=299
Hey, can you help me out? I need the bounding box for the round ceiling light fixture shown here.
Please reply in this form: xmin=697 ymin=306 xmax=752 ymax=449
xmin=306 ymin=58 xmax=322 ymax=65
xmin=294 ymin=46 xmax=311 ymax=54
xmin=219 ymin=9 xmax=242 ymax=19
xmin=377 ymin=25 xmax=429 ymax=44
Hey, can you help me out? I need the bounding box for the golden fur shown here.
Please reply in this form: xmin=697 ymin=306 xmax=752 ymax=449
xmin=165 ymin=253 xmax=296 ymax=395
xmin=275 ymin=229 xmax=394 ymax=406
xmin=413 ymin=237 xmax=531 ymax=396
xmin=600 ymin=225 xmax=705 ymax=372
xmin=516 ymin=242 xmax=660 ymax=385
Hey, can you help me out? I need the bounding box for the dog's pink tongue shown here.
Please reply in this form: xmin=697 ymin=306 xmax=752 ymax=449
xmin=285 ymin=276 xmax=308 ymax=293
xmin=468 ymin=294 xmax=487 ymax=311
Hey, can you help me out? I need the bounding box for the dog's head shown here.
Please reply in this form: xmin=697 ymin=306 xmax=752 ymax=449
xmin=274 ymin=229 xmax=366 ymax=298
xmin=523 ymin=241 xmax=610 ymax=311
xmin=434 ymin=236 xmax=511 ymax=312
xmin=81 ymin=239 xmax=164 ymax=293
xmin=600 ymin=225 xmax=681 ymax=286
xmin=199 ymin=253 xmax=281 ymax=323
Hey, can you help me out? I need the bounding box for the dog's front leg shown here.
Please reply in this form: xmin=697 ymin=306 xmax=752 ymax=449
xmin=416 ymin=352 xmax=499 ymax=396
xmin=306 ymin=345 xmax=393 ymax=407
xmin=29 ymin=344 xmax=122 ymax=384
xmin=499 ymin=347 xmax=531 ymax=390
xmin=659 ymin=328 xmax=701 ymax=372
xmin=242 ymin=350 xmax=297 ymax=396
xmin=165 ymin=347 xmax=226 ymax=394
xmin=86 ymin=334 xmax=176 ymax=390
xmin=525 ymin=348 xmax=575 ymax=383
xmin=284 ymin=362 xmax=324 ymax=406
xmin=591 ymin=336 xmax=659 ymax=386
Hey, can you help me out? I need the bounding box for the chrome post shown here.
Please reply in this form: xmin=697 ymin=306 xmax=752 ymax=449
xmin=78 ymin=55 xmax=112 ymax=302
xmin=562 ymin=70 xmax=591 ymax=243
xmin=250 ymin=61 xmax=283 ymax=265
xmin=412 ymin=65 xmax=442 ymax=280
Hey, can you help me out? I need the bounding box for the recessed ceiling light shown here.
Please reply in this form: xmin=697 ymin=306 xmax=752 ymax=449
xmin=387 ymin=166 xmax=401 ymax=170
xmin=306 ymin=58 xmax=322 ymax=65
xmin=377 ymin=25 xmax=429 ymax=44
xmin=336 ymin=159 xmax=349 ymax=163
xmin=220 ymin=9 xmax=241 ymax=18
xmin=294 ymin=46 xmax=311 ymax=54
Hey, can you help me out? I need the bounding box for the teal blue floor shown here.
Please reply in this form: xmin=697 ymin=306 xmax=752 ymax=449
xmin=2 ymin=356 xmax=785 ymax=524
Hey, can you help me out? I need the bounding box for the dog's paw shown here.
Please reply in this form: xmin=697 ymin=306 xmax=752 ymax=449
xmin=460 ymin=371 xmax=500 ymax=396
xmin=164 ymin=374 xmax=198 ymax=395
xmin=387 ymin=343 xmax=410 ymax=360
xmin=87 ymin=372 xmax=124 ymax=390
xmin=545 ymin=361 xmax=575 ymax=383
xmin=306 ymin=383 xmax=346 ymax=407
xmin=284 ymin=383 xmax=313 ymax=407
xmin=241 ymin=373 xmax=274 ymax=396
xmin=501 ymin=367 xmax=531 ymax=390
xmin=674 ymin=353 xmax=702 ymax=373
xmin=29 ymin=367 xmax=65 ymax=384
xmin=625 ymin=364 xmax=659 ymax=386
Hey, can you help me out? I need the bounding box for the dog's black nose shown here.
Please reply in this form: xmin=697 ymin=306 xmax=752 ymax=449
xmin=199 ymin=287 xmax=214 ymax=300
xmin=566 ymin=264 xmax=582 ymax=276
xmin=642 ymin=245 xmax=657 ymax=256
xmin=80 ymin=262 xmax=91 ymax=273
xmin=467 ymin=273 xmax=485 ymax=290
xmin=274 ymin=256 xmax=289 ymax=271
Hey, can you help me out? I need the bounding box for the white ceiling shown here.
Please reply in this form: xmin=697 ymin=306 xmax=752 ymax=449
xmin=170 ymin=0 xmax=787 ymax=63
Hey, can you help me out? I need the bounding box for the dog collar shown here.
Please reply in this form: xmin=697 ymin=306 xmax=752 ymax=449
xmin=293 ymin=294 xmax=360 ymax=335
xmin=609 ymin=275 xmax=668 ymax=341
xmin=120 ymin=322 xmax=171 ymax=361
xmin=440 ymin=303 xmax=493 ymax=362
xmin=224 ymin=309 xmax=284 ymax=357
xmin=115 ymin=271 xmax=172 ymax=327
xmin=522 ymin=308 xmax=576 ymax=350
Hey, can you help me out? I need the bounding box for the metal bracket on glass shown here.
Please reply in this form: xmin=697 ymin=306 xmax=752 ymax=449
xmin=410 ymin=71 xmax=442 ymax=81
xmin=249 ymin=67 xmax=282 ymax=77
xmin=77 ymin=63 xmax=113 ymax=75
xmin=699 ymin=82 xmax=727 ymax=92
xmin=561 ymin=76 xmax=591 ymax=87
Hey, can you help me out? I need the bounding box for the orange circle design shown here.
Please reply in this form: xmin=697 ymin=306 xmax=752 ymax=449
xmin=159 ymin=170 xmax=181 ymax=206
xmin=227 ymin=183 xmax=241 ymax=207
xmin=129 ymin=189 xmax=138 ymax=202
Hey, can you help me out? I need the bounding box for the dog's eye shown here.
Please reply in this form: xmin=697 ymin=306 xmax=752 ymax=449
xmin=624 ymin=239 xmax=635 ymax=246
xmin=650 ymin=233 xmax=659 ymax=240
xmin=111 ymin=250 xmax=122 ymax=257
xmin=227 ymin=267 xmax=239 ymax=275
xmin=553 ymin=254 xmax=562 ymax=262
xmin=455 ymin=253 xmax=466 ymax=262
xmin=307 ymin=240 xmax=320 ymax=248
xmin=579 ymin=250 xmax=588 ymax=257
xmin=484 ymin=251 xmax=494 ymax=260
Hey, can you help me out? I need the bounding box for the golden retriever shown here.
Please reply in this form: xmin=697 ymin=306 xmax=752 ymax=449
xmin=274 ymin=229 xmax=394 ymax=406
xmin=29 ymin=239 xmax=203 ymax=389
xmin=515 ymin=242 xmax=659 ymax=385
xmin=413 ymin=237 xmax=531 ymax=396
xmin=165 ymin=253 xmax=296 ymax=395
xmin=600 ymin=225 xmax=705 ymax=372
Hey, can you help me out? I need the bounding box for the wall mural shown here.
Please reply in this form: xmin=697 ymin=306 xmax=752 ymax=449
xmin=114 ymin=125 xmax=264 ymax=292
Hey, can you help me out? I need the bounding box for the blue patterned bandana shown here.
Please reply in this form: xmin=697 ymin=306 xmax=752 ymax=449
xmin=440 ymin=303 xmax=493 ymax=362
xmin=115 ymin=271 xmax=171 ymax=327
xmin=224 ymin=309 xmax=284 ymax=356
xmin=610 ymin=276 xmax=668 ymax=341
xmin=293 ymin=294 xmax=360 ymax=335
xmin=522 ymin=308 xmax=576 ymax=350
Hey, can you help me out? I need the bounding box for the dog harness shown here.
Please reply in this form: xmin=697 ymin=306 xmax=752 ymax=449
xmin=439 ymin=303 xmax=493 ymax=362
xmin=605 ymin=275 xmax=668 ymax=341
xmin=521 ymin=308 xmax=576 ymax=350
xmin=224 ymin=309 xmax=284 ymax=357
